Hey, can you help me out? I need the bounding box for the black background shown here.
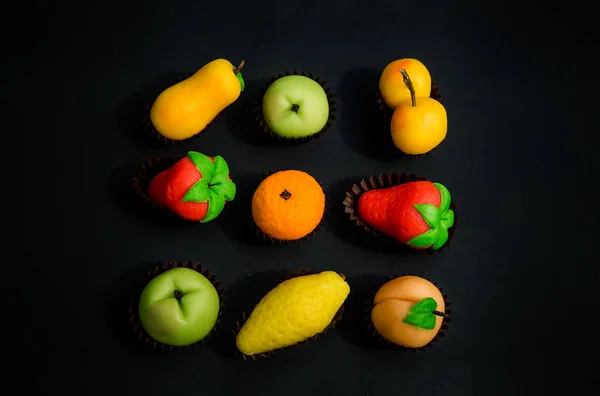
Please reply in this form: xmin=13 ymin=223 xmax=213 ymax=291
xmin=7 ymin=0 xmax=597 ymax=395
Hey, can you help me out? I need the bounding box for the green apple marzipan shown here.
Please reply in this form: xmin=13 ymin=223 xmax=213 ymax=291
xmin=129 ymin=262 xmax=225 ymax=349
xmin=258 ymin=72 xmax=334 ymax=142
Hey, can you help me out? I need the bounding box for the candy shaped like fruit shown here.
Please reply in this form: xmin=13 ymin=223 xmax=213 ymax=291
xmin=236 ymin=271 xmax=350 ymax=357
xmin=390 ymin=69 xmax=447 ymax=155
xmin=262 ymin=75 xmax=329 ymax=139
xmin=251 ymin=170 xmax=325 ymax=241
xmin=371 ymin=275 xmax=447 ymax=348
xmin=150 ymin=59 xmax=245 ymax=141
xmin=138 ymin=267 xmax=221 ymax=347
xmin=379 ymin=58 xmax=431 ymax=110
xmin=357 ymin=180 xmax=454 ymax=250
xmin=148 ymin=151 xmax=236 ymax=222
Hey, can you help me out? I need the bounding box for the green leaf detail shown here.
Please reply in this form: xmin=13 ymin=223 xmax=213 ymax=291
xmin=433 ymin=182 xmax=451 ymax=212
xmin=441 ymin=209 xmax=455 ymax=229
xmin=211 ymin=156 xmax=230 ymax=184
xmin=407 ymin=228 xmax=438 ymax=248
xmin=212 ymin=179 xmax=236 ymax=201
xmin=182 ymin=179 xmax=210 ymax=202
xmin=187 ymin=151 xmax=214 ymax=181
xmin=403 ymin=297 xmax=438 ymax=330
xmin=236 ymin=73 xmax=245 ymax=91
xmin=200 ymin=189 xmax=226 ymax=223
xmin=413 ymin=204 xmax=440 ymax=227
xmin=432 ymin=226 xmax=448 ymax=250
xmin=406 ymin=182 xmax=454 ymax=250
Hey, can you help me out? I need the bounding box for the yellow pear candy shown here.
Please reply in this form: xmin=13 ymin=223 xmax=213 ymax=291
xmin=236 ymin=271 xmax=350 ymax=356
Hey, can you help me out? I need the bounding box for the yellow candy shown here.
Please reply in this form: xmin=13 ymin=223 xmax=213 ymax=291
xmin=236 ymin=271 xmax=350 ymax=356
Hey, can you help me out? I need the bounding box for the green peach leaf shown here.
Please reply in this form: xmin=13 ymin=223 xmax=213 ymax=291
xmin=413 ymin=203 xmax=440 ymax=228
xmin=200 ymin=190 xmax=226 ymax=223
xmin=403 ymin=297 xmax=437 ymax=330
xmin=182 ymin=179 xmax=210 ymax=202
xmin=187 ymin=151 xmax=214 ymax=180
xmin=433 ymin=182 xmax=451 ymax=213
xmin=210 ymin=156 xmax=230 ymax=184
xmin=406 ymin=228 xmax=438 ymax=248
xmin=212 ymin=179 xmax=236 ymax=201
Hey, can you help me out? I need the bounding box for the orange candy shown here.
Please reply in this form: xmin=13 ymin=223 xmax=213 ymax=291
xmin=251 ymin=170 xmax=325 ymax=241
xmin=371 ymin=275 xmax=446 ymax=348
xmin=379 ymin=58 xmax=432 ymax=110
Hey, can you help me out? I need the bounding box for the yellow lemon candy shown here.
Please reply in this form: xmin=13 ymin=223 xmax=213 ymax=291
xmin=236 ymin=271 xmax=350 ymax=356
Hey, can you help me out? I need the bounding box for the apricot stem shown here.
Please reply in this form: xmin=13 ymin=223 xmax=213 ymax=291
xmin=400 ymin=68 xmax=417 ymax=107
xmin=174 ymin=290 xmax=183 ymax=300
xmin=280 ymin=189 xmax=292 ymax=200
xmin=433 ymin=310 xmax=446 ymax=318
xmin=233 ymin=60 xmax=245 ymax=74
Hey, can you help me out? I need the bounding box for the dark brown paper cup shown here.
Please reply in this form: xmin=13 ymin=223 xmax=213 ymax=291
xmin=256 ymin=71 xmax=335 ymax=144
xmin=375 ymin=82 xmax=443 ymax=157
xmin=235 ymin=269 xmax=346 ymax=360
xmin=343 ymin=172 xmax=457 ymax=254
xmin=365 ymin=274 xmax=451 ymax=352
xmin=142 ymin=72 xmax=223 ymax=145
xmin=252 ymin=170 xmax=327 ymax=244
xmin=127 ymin=260 xmax=227 ymax=351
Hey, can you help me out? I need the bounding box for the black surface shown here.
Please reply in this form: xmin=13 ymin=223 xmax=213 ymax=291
xmin=8 ymin=1 xmax=597 ymax=395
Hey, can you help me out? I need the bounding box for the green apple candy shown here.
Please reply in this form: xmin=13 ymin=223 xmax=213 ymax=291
xmin=262 ymin=75 xmax=329 ymax=139
xmin=138 ymin=267 xmax=220 ymax=347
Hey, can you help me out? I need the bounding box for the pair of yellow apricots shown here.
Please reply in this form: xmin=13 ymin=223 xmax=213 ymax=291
xmin=149 ymin=58 xmax=447 ymax=155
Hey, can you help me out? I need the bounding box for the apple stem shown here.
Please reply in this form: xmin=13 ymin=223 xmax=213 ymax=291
xmin=174 ymin=290 xmax=183 ymax=300
xmin=280 ymin=189 xmax=292 ymax=200
xmin=400 ymin=68 xmax=417 ymax=107
xmin=433 ymin=310 xmax=446 ymax=318
xmin=291 ymin=104 xmax=300 ymax=113
xmin=233 ymin=60 xmax=245 ymax=74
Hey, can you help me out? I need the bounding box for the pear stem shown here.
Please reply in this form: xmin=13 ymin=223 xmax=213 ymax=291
xmin=400 ymin=68 xmax=417 ymax=107
xmin=233 ymin=60 xmax=245 ymax=74
xmin=174 ymin=290 xmax=183 ymax=300
xmin=291 ymin=104 xmax=300 ymax=113
xmin=433 ymin=310 xmax=446 ymax=318
xmin=280 ymin=189 xmax=292 ymax=200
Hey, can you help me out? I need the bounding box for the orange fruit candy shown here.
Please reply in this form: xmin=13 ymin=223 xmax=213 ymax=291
xmin=371 ymin=275 xmax=446 ymax=348
xmin=379 ymin=58 xmax=431 ymax=110
xmin=390 ymin=69 xmax=447 ymax=155
xmin=251 ymin=170 xmax=325 ymax=241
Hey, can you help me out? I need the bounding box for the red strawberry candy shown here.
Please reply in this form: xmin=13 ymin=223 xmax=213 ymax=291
xmin=357 ymin=181 xmax=454 ymax=250
xmin=147 ymin=151 xmax=236 ymax=222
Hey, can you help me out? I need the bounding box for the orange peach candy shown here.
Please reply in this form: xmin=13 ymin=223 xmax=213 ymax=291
xmin=371 ymin=275 xmax=445 ymax=348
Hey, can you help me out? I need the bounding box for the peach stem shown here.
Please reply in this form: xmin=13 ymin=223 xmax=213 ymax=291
xmin=400 ymin=68 xmax=417 ymax=107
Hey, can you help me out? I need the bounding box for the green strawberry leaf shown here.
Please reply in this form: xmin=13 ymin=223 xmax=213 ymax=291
xmin=406 ymin=228 xmax=438 ymax=248
xmin=200 ymin=189 xmax=226 ymax=223
xmin=182 ymin=178 xmax=210 ymax=202
xmin=211 ymin=156 xmax=230 ymax=185
xmin=413 ymin=203 xmax=440 ymax=228
xmin=431 ymin=226 xmax=449 ymax=250
xmin=212 ymin=178 xmax=237 ymax=201
xmin=187 ymin=151 xmax=215 ymax=181
xmin=441 ymin=209 xmax=455 ymax=229
xmin=403 ymin=297 xmax=438 ymax=330
xmin=433 ymin=182 xmax=451 ymax=213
